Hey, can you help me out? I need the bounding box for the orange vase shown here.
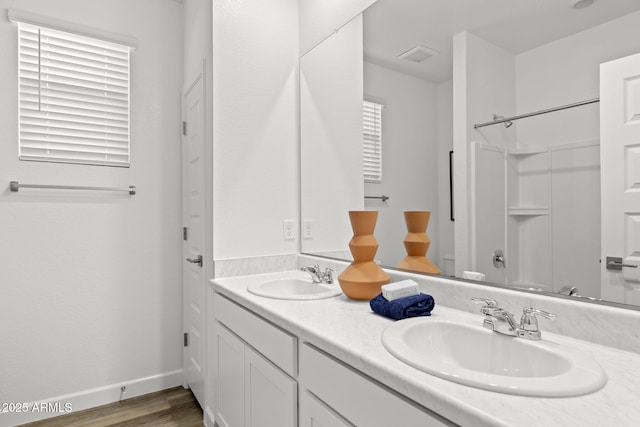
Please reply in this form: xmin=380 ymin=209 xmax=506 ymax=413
xmin=338 ymin=211 xmax=390 ymax=300
xmin=396 ymin=211 xmax=441 ymax=274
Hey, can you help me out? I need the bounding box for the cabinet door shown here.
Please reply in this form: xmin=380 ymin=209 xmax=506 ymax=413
xmin=245 ymin=345 xmax=297 ymax=427
xmin=216 ymin=324 xmax=245 ymax=427
xmin=300 ymin=390 xmax=353 ymax=427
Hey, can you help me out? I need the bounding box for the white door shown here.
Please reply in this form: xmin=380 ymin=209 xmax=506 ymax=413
xmin=182 ymin=70 xmax=206 ymax=405
xmin=600 ymin=52 xmax=640 ymax=305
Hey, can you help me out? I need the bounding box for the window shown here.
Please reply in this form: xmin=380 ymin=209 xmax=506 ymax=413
xmin=363 ymin=100 xmax=383 ymax=183
xmin=17 ymin=22 xmax=131 ymax=167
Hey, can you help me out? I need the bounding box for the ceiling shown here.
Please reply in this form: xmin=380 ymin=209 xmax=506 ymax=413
xmin=363 ymin=0 xmax=640 ymax=83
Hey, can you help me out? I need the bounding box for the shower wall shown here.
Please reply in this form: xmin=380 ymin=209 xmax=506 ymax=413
xmin=472 ymin=144 xmax=506 ymax=285
xmin=550 ymin=145 xmax=600 ymax=297
xmin=473 ymin=141 xmax=600 ymax=294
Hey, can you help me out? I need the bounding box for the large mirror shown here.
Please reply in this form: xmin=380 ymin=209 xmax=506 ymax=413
xmin=300 ymin=0 xmax=640 ymax=308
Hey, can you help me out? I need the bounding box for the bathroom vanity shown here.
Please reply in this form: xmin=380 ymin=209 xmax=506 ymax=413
xmin=208 ymin=270 xmax=640 ymax=427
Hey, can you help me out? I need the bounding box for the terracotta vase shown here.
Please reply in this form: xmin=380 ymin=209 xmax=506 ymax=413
xmin=338 ymin=211 xmax=390 ymax=300
xmin=396 ymin=211 xmax=441 ymax=274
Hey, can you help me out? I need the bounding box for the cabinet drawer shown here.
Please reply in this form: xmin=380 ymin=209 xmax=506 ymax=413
xmin=215 ymin=292 xmax=297 ymax=376
xmin=300 ymin=343 xmax=454 ymax=427
xmin=300 ymin=390 xmax=353 ymax=427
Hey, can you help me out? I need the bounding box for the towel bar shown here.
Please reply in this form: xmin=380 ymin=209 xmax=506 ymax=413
xmin=9 ymin=181 xmax=136 ymax=195
xmin=365 ymin=195 xmax=389 ymax=202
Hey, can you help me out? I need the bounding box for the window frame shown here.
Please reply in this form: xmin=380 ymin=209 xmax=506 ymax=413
xmin=363 ymin=99 xmax=383 ymax=184
xmin=11 ymin=11 xmax=134 ymax=167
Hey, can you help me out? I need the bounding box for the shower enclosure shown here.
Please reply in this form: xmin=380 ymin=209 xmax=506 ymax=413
xmin=471 ymin=102 xmax=601 ymax=299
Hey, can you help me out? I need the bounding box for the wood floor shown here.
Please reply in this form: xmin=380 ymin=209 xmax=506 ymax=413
xmin=18 ymin=387 xmax=204 ymax=427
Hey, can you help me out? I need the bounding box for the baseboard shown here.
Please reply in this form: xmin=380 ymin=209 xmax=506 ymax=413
xmin=0 ymin=369 xmax=183 ymax=427
xmin=204 ymin=406 xmax=216 ymax=427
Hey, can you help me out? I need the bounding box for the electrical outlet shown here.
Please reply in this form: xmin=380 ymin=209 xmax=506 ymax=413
xmin=303 ymin=219 xmax=313 ymax=239
xmin=283 ymin=219 xmax=295 ymax=240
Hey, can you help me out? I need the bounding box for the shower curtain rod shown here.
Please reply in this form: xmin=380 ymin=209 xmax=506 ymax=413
xmin=473 ymin=97 xmax=600 ymax=129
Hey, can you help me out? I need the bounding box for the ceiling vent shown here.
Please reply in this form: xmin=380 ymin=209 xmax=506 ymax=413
xmin=398 ymin=45 xmax=440 ymax=63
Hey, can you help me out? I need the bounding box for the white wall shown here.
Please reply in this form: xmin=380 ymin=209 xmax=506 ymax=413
xmin=516 ymin=10 xmax=640 ymax=147
xmin=363 ymin=61 xmax=440 ymax=267
xmin=0 ymin=0 xmax=184 ymax=424
xmin=212 ymin=0 xmax=299 ymax=261
xmin=300 ymin=17 xmax=364 ymax=255
xmin=184 ymin=0 xmax=212 ymax=85
xmin=299 ymin=0 xmax=376 ymax=56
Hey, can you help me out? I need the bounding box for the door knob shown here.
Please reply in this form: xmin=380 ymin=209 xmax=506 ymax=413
xmin=606 ymin=256 xmax=638 ymax=271
xmin=187 ymin=255 xmax=203 ymax=267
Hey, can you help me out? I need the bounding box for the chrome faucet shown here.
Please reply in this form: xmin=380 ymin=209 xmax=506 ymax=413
xmin=556 ymin=285 xmax=601 ymax=301
xmin=472 ymin=298 xmax=556 ymax=340
xmin=558 ymin=285 xmax=578 ymax=296
xmin=301 ymin=265 xmax=335 ymax=284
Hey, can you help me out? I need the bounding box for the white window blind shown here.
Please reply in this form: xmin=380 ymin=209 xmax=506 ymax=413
xmin=18 ymin=22 xmax=131 ymax=167
xmin=363 ymin=100 xmax=383 ymax=183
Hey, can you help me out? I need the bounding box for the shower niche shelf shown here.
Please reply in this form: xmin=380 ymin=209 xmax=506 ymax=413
xmin=507 ymin=147 xmax=547 ymax=156
xmin=507 ymin=207 xmax=549 ymax=216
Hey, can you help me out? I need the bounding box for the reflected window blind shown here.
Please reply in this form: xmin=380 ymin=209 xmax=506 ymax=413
xmin=18 ymin=22 xmax=130 ymax=167
xmin=363 ymin=100 xmax=383 ymax=183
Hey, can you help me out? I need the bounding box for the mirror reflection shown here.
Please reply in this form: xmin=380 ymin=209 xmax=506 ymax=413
xmin=300 ymin=0 xmax=640 ymax=307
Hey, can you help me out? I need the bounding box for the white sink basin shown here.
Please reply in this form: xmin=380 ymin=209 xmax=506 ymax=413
xmin=382 ymin=318 xmax=606 ymax=397
xmin=247 ymin=273 xmax=342 ymax=300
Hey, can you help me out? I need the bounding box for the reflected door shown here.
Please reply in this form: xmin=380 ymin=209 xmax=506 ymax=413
xmin=600 ymin=52 xmax=640 ymax=304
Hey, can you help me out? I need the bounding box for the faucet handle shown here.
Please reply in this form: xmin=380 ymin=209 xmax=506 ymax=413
xmin=471 ymin=297 xmax=500 ymax=316
xmin=522 ymin=306 xmax=556 ymax=320
xmin=520 ymin=306 xmax=556 ymax=337
xmin=471 ymin=297 xmax=498 ymax=308
xmin=322 ymin=267 xmax=335 ymax=283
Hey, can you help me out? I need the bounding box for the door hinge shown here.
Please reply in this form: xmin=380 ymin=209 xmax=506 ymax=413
xmin=182 ymin=121 xmax=187 ymax=136
xmin=184 ymin=332 xmax=189 ymax=347
xmin=183 ymin=226 xmax=188 ymax=241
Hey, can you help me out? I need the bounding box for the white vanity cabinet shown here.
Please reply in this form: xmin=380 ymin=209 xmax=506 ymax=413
xmin=299 ymin=343 xmax=454 ymax=427
xmin=214 ymin=293 xmax=297 ymax=427
xmin=211 ymin=287 xmax=453 ymax=427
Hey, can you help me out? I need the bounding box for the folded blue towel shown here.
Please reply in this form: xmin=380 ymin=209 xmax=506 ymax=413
xmin=369 ymin=292 xmax=435 ymax=320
